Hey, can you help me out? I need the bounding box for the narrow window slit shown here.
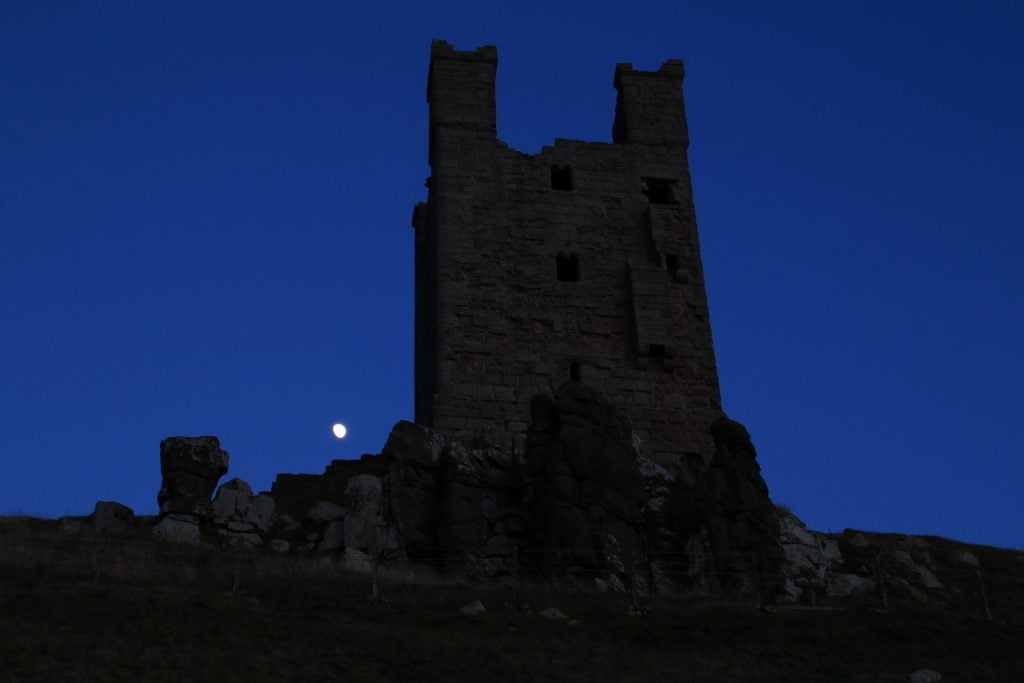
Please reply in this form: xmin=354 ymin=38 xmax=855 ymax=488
xmin=569 ymin=362 xmax=581 ymax=382
xmin=556 ymin=252 xmax=579 ymax=282
xmin=648 ymin=344 xmax=666 ymax=369
xmin=551 ymin=164 xmax=574 ymax=191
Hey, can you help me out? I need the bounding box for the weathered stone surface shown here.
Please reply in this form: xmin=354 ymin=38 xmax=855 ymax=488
xmin=825 ymin=572 xmax=876 ymax=597
xmin=259 ymin=383 xmax=781 ymax=597
xmin=322 ymin=519 xmax=346 ymax=551
xmin=383 ymin=421 xmax=444 ymax=556
xmin=153 ymin=513 xmax=201 ymax=544
xmin=91 ymin=501 xmax=134 ymax=534
xmin=343 ymin=474 xmax=384 ymax=552
xmin=212 ymin=478 xmax=275 ymax=534
xmin=523 ymin=383 xmax=649 ymax=587
xmin=909 ymin=669 xmax=942 ymax=683
xmin=270 ymin=454 xmax=389 ymax=519
xmin=539 ymin=607 xmax=567 ymax=620
xmin=891 ymin=550 xmax=943 ymax=589
xmin=270 ymin=539 xmax=290 ymax=553
xmin=416 ymin=43 xmax=721 ymax=467
xmin=778 ymin=507 xmax=842 ymax=601
xmin=305 ymin=501 xmax=345 ymax=523
xmin=158 ymin=436 xmax=229 ymax=518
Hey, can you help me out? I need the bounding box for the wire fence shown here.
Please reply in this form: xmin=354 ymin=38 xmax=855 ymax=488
xmin=0 ymin=530 xmax=1016 ymax=622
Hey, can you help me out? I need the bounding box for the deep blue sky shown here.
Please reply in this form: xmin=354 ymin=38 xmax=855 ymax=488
xmin=2 ymin=2 xmax=1021 ymax=549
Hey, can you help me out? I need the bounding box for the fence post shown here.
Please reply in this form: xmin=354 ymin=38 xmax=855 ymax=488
xmin=874 ymin=554 xmax=889 ymax=609
xmin=976 ymin=567 xmax=993 ymax=622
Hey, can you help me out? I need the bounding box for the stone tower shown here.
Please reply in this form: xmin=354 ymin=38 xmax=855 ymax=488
xmin=413 ymin=40 xmax=722 ymax=465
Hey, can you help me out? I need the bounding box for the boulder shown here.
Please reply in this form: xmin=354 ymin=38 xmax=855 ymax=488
xmin=211 ymin=478 xmax=275 ymax=534
xmin=153 ymin=513 xmax=201 ymax=544
xmin=91 ymin=501 xmax=134 ymax=534
xmin=305 ymin=501 xmax=346 ymax=523
xmin=157 ymin=436 xmax=229 ymax=518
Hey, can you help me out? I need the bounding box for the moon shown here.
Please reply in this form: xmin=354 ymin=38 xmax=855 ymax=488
xmin=331 ymin=423 xmax=347 ymax=439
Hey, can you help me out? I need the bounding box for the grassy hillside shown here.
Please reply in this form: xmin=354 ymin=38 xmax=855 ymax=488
xmin=0 ymin=516 xmax=1021 ymax=681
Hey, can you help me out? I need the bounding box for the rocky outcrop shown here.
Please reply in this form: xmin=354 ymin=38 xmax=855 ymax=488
xmin=261 ymin=381 xmax=783 ymax=596
xmin=777 ymin=508 xmax=964 ymax=604
xmin=91 ymin=501 xmax=135 ymax=534
xmin=157 ymin=436 xmax=229 ymax=518
xmin=211 ymin=478 xmax=275 ymax=547
xmin=153 ymin=513 xmax=202 ymax=544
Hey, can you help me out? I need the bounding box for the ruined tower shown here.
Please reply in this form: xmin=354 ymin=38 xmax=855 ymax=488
xmin=413 ymin=41 xmax=722 ymax=465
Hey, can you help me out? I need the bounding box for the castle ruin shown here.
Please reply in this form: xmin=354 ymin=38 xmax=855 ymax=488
xmin=413 ymin=40 xmax=721 ymax=465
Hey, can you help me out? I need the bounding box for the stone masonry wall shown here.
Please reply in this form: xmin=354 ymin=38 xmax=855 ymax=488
xmin=414 ymin=40 xmax=722 ymax=465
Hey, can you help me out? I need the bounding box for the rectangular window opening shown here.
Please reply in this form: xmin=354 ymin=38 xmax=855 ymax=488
xmin=645 ymin=178 xmax=678 ymax=205
xmin=569 ymin=361 xmax=581 ymax=382
xmin=556 ymin=252 xmax=580 ymax=282
xmin=648 ymin=344 xmax=666 ymax=369
xmin=551 ymin=164 xmax=574 ymax=191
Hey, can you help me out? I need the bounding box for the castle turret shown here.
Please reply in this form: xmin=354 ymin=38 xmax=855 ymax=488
xmin=427 ymin=40 xmax=497 ymax=166
xmin=613 ymin=60 xmax=690 ymax=148
xmin=415 ymin=42 xmax=721 ymax=465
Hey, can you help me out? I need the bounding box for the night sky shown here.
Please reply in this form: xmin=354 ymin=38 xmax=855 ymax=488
xmin=2 ymin=2 xmax=1021 ymax=549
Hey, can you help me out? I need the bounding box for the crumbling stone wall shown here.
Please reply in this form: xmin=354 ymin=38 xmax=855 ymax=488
xmin=414 ymin=41 xmax=722 ymax=466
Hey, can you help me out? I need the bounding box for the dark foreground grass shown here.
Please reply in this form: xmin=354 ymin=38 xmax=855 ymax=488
xmin=0 ymin=518 xmax=1022 ymax=681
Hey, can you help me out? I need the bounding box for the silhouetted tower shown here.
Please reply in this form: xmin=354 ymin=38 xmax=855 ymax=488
xmin=413 ymin=40 xmax=722 ymax=464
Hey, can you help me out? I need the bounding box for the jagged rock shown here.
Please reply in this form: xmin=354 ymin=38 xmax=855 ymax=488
xmin=701 ymin=417 xmax=785 ymax=595
xmin=157 ymin=436 xmax=229 ymax=518
xmin=778 ymin=508 xmax=843 ymax=601
xmin=891 ymin=550 xmax=942 ymax=589
xmin=523 ymin=384 xmax=649 ymax=585
xmin=383 ymin=421 xmax=444 ymax=554
xmin=305 ymin=501 xmax=345 ymax=523
xmin=91 ymin=501 xmax=134 ymax=534
xmin=212 ymin=478 xmax=275 ymax=534
xmin=258 ymin=381 xmax=782 ymax=597
xmin=270 ymin=539 xmax=290 ymax=553
xmin=153 ymin=513 xmax=201 ymax=544
xmin=459 ymin=600 xmax=485 ymax=616
xmin=909 ymin=668 xmax=942 ymax=682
